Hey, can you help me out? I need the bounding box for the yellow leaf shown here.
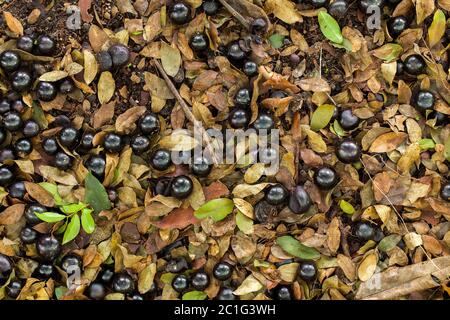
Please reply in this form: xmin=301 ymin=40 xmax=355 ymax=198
xmin=98 ymin=71 xmax=115 ymax=104
xmin=416 ymin=0 xmax=435 ymax=25
xmin=160 ymin=42 xmax=181 ymax=77
xmin=39 ymin=71 xmax=69 ymax=82
xmin=83 ymin=50 xmax=98 ymax=85
xmin=265 ymin=0 xmax=302 ymax=24
xmin=427 ymin=9 xmax=446 ymax=48
xmin=357 ymin=251 xmax=378 ymax=281
xmin=244 ymin=163 xmax=266 ymax=184
xmin=3 ymin=12 xmax=23 ymax=36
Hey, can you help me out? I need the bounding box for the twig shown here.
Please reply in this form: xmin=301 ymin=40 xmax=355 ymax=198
xmin=217 ymin=0 xmax=250 ymax=30
xmin=152 ymin=59 xmax=220 ymax=166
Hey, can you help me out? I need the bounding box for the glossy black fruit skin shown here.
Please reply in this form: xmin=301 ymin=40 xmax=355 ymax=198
xmin=131 ymin=135 xmax=150 ymax=154
xmin=227 ymin=42 xmax=246 ymax=63
xmin=311 ymin=0 xmax=327 ymax=7
xmin=86 ymin=155 xmax=106 ymax=180
xmin=103 ymin=133 xmax=123 ymax=153
xmin=17 ymin=36 xmax=34 ymax=52
xmin=99 ymin=268 xmax=115 ymax=284
xmin=59 ymin=78 xmax=75 ymax=94
xmin=154 ymin=178 xmax=172 ymax=196
xmin=229 ymin=108 xmax=250 ymax=129
xmin=203 ymin=0 xmax=219 ymax=15
xmin=3 ymin=112 xmax=22 ymax=132
xmin=387 ymin=16 xmax=408 ymax=38
xmin=191 ymin=271 xmax=210 ymax=290
xmin=298 ymin=261 xmax=317 ymax=281
xmin=22 ymin=120 xmax=40 ymax=138
xmin=139 ymin=113 xmax=160 ymax=135
xmin=108 ymin=44 xmax=130 ymax=68
xmin=20 ymin=227 xmax=38 ymax=244
xmin=412 ymin=90 xmax=434 ymax=113
xmin=87 ymin=282 xmax=106 ymax=300
xmin=37 ymin=82 xmax=57 ymax=102
xmin=97 ymin=51 xmax=113 ymax=72
xmin=25 ymin=204 xmax=46 ymax=225
xmin=0 ymin=167 xmax=14 ymax=186
xmin=11 ymin=70 xmax=32 ymax=92
xmin=217 ymin=287 xmax=237 ymax=300
xmin=36 ymin=235 xmax=61 ymax=261
xmin=265 ymin=184 xmax=288 ymax=205
xmin=190 ymin=156 xmax=212 ymax=177
xmin=113 ymin=273 xmax=135 ymax=294
xmin=59 ymin=127 xmax=79 ymax=149
xmin=170 ymin=175 xmax=193 ymax=199
xmin=359 ymin=0 xmax=384 ymax=12
xmin=170 ymin=2 xmax=191 ymax=25
xmin=314 ymin=167 xmax=339 ymax=190
xmin=0 ymin=99 xmax=10 ymax=114
xmin=338 ymin=109 xmax=360 ymax=130
xmin=441 ymin=183 xmax=450 ymax=201
xmin=0 ymin=254 xmax=12 ymax=284
xmin=172 ymin=274 xmax=189 ymax=293
xmin=166 ymin=256 xmax=189 ymax=273
xmin=235 ymin=88 xmax=251 ymax=106
xmin=8 ymin=181 xmax=26 ymax=199
xmin=6 ymin=280 xmax=22 ymax=298
xmin=429 ymin=111 xmax=448 ymax=126
xmin=354 ymin=221 xmax=375 ymax=241
xmin=36 ymin=35 xmax=56 ymax=56
xmin=250 ymin=18 xmax=268 ymax=35
xmin=11 ymin=137 xmax=30 ymax=156
xmin=328 ymin=0 xmax=349 ymax=18
xmin=78 ymin=132 xmax=94 ymax=153
xmin=189 ymin=33 xmax=209 ymax=52
xmin=0 ymin=128 xmax=6 ymax=145
xmin=243 ymin=61 xmax=258 ymax=77
xmin=288 ymin=185 xmax=312 ymax=214
xmin=34 ymin=263 xmax=55 ymax=280
xmin=150 ymin=149 xmax=172 ymax=171
xmin=270 ymin=90 xmax=288 ymax=99
xmin=253 ymin=113 xmax=274 ymax=131
xmin=213 ymin=262 xmax=232 ymax=281
xmin=0 ymin=50 xmax=21 ymax=72
xmin=274 ymin=286 xmax=292 ymax=300
xmin=54 ymin=152 xmax=72 ymax=170
xmin=336 ymin=139 xmax=361 ymax=164
xmin=43 ymin=138 xmax=58 ymax=155
xmin=61 ymin=254 xmax=82 ymax=275
xmin=404 ymin=54 xmax=426 ymax=75
xmin=0 ymin=148 xmax=15 ymax=162
xmin=396 ymin=61 xmax=404 ymax=76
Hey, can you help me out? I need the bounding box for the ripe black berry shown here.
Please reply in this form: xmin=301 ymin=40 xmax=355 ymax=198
xmin=227 ymin=42 xmax=246 ymax=63
xmin=270 ymin=90 xmax=288 ymax=99
xmin=59 ymin=78 xmax=75 ymax=94
xmin=189 ymin=32 xmax=209 ymax=52
xmin=0 ymin=167 xmax=14 ymax=186
xmin=412 ymin=90 xmax=434 ymax=113
xmin=250 ymin=18 xmax=268 ymax=35
xmin=203 ymin=0 xmax=219 ymax=15
xmin=103 ymin=133 xmax=123 ymax=153
xmin=359 ymin=0 xmax=384 ymax=12
xmin=288 ymin=185 xmax=312 ymax=214
xmin=0 ymin=129 xmax=5 ymax=146
xmin=190 ymin=156 xmax=212 ymax=177
xmin=404 ymin=54 xmax=426 ymax=75
xmin=172 ymin=274 xmax=189 ymax=293
xmin=170 ymin=175 xmax=193 ymax=199
xmin=36 ymin=35 xmax=56 ymax=56
xmin=112 ymin=273 xmax=135 ymax=294
xmin=54 ymin=152 xmax=73 ymax=170
xmin=36 ymin=235 xmax=61 ymax=261
xmin=243 ymin=60 xmax=258 ymax=77
xmin=11 ymin=70 xmax=32 ymax=92
xmin=314 ymin=167 xmax=339 ymax=190
xmin=0 ymin=99 xmax=10 ymax=114
xmin=97 ymin=51 xmax=113 ymax=72
xmin=441 ymin=182 xmax=450 ymax=201
xmin=0 ymin=254 xmax=12 ymax=284
xmin=387 ymin=16 xmax=409 ymax=38
xmin=20 ymin=227 xmax=38 ymax=244
xmin=265 ymin=184 xmax=288 ymax=205
xmin=22 ymin=120 xmax=40 ymax=138
xmin=213 ymin=262 xmax=232 ymax=281
xmin=235 ymin=88 xmax=251 ymax=106
xmin=86 ymin=155 xmax=106 ymax=180
xmin=170 ymin=2 xmax=191 ymax=25
xmin=328 ymin=0 xmax=349 ymax=17
xmin=429 ymin=111 xmax=447 ymax=126
xmin=191 ymin=271 xmax=210 ymax=290
xmin=217 ymin=287 xmax=236 ymax=300
xmin=354 ymin=221 xmax=375 ymax=241
xmin=131 ymin=135 xmax=150 ymax=154
xmin=311 ymin=0 xmax=327 ymax=7
xmin=274 ymin=285 xmax=292 ymax=300
xmin=8 ymin=181 xmax=26 ymax=199
xmin=86 ymin=282 xmax=106 ymax=300
xmin=6 ymin=279 xmax=22 ymax=298
xmin=336 ymin=139 xmax=361 ymax=164
xmin=34 ymin=263 xmax=55 ymax=280
xmin=338 ymin=109 xmax=360 ymax=130
xmin=166 ymin=256 xmax=189 ymax=273
xmin=43 ymin=137 xmax=58 ymax=155
xmin=253 ymin=113 xmax=274 ymax=131
xmin=108 ymin=44 xmax=130 ymax=68
xmin=0 ymin=50 xmax=21 ymax=72
xmin=298 ymin=261 xmax=317 ymax=281
xmin=229 ymin=108 xmax=249 ymax=129
xmin=139 ymin=113 xmax=160 ymax=135
xmin=37 ymin=82 xmax=57 ymax=102
xmin=150 ymin=149 xmax=172 ymax=171
xmin=25 ymin=204 xmax=46 ymax=225
xmin=17 ymin=35 xmax=34 ymax=52
xmin=98 ymin=268 xmax=114 ymax=284
xmin=59 ymin=127 xmax=79 ymax=149
xmin=3 ymin=112 xmax=22 ymax=131
xmin=78 ymin=132 xmax=94 ymax=153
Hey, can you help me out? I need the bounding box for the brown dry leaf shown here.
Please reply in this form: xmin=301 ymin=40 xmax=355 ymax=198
xmin=187 ymin=176 xmax=205 ymax=210
xmin=357 ymin=251 xmax=378 ymax=282
xmin=192 ymin=102 xmax=214 ymax=127
xmin=3 ymin=12 xmax=24 ymax=36
xmin=232 ymin=183 xmax=270 ymax=198
xmin=152 ymin=207 xmax=199 ymax=230
xmin=144 ymin=72 xmax=174 ymax=99
xmin=381 ymin=62 xmax=397 ymax=85
xmin=98 ymin=72 xmax=115 ymax=105
xmin=231 ymin=232 xmax=256 ymax=264
xmin=88 ymin=25 xmax=109 ymax=53
xmin=233 ymin=275 xmax=263 ymax=295
xmin=79 ymin=0 xmax=93 ymax=23
xmin=39 ymin=165 xmax=78 ymax=185
xmin=92 ymin=101 xmax=115 ymax=128
xmin=290 ymin=29 xmax=309 ymax=52
xmin=14 ymin=160 xmax=34 ymax=175
xmin=416 ymin=0 xmax=435 ymax=24
xmin=115 ymin=106 xmax=147 ymax=134
xmin=203 ymin=181 xmax=229 ymax=201
xmin=83 ymin=50 xmax=98 ymax=85
xmin=397 ymin=142 xmax=420 ymax=174
xmin=298 ymin=78 xmax=331 ymax=92
xmin=39 ymin=71 xmax=69 ymax=82
xmin=374 ymin=205 xmax=401 ymax=233
xmin=138 ymin=263 xmax=156 ymax=294
xmin=161 ymin=42 xmax=181 ymax=77
xmin=405 ymin=118 xmax=421 ymax=143
xmin=302 ymin=126 xmax=327 ymax=153
xmin=265 ymin=0 xmax=303 ymax=24
xmin=233 ymin=198 xmax=254 ymax=219
xmin=244 ymin=163 xmax=266 ymax=184
xmin=362 ymin=127 xmax=392 ymax=151
xmin=144 ymin=11 xmax=161 ymax=42
xmin=368 ymin=132 xmax=407 ymax=153
xmin=0 ymin=204 xmax=25 ymax=225
xmin=337 ymin=254 xmax=356 ymax=281
xmin=159 ymin=130 xmax=198 ymax=151
xmin=24 ymin=182 xmax=55 ymax=207
xmin=327 ymin=217 xmax=341 ymax=254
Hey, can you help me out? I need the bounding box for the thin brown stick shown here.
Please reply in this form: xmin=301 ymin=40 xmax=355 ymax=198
xmin=217 ymin=0 xmax=250 ymax=30
xmin=153 ymin=59 xmax=220 ymax=166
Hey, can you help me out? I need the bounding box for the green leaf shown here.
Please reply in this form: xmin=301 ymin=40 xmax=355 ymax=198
xmin=310 ymin=104 xmax=335 ymax=131
xmin=339 ymin=200 xmax=355 ymax=215
xmin=35 ymin=211 xmax=67 ymax=223
xmin=269 ymin=34 xmax=285 ymax=49
xmin=32 ymin=103 xmax=48 ymax=129
xmin=84 ymin=172 xmax=111 ymax=214
xmin=372 ymin=43 xmax=403 ymax=62
xmin=194 ymin=198 xmax=234 ymax=222
xmin=60 ymin=203 xmax=86 ymax=214
xmin=378 ymin=234 xmax=401 ymax=252
xmin=55 ymin=286 xmax=68 ymax=300
xmin=444 ymin=137 xmax=450 ymax=162
xmin=318 ymin=11 xmax=343 ymax=44
xmin=332 ymin=119 xmax=345 ymax=137
xmin=55 ymin=219 xmax=68 ymax=234
xmin=63 ymin=214 xmax=80 ymax=244
xmin=182 ymin=291 xmax=207 ymax=300
xmin=160 ymin=273 xmax=176 ymax=284
xmin=38 ymin=182 xmax=65 ymax=206
xmin=276 ymin=236 xmax=321 ymax=260
xmin=81 ymin=208 xmax=95 ymax=234
xmin=419 ymin=138 xmax=435 ymax=150
xmin=236 ymin=211 xmax=253 ymax=235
